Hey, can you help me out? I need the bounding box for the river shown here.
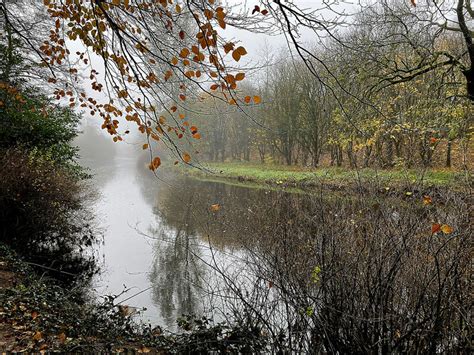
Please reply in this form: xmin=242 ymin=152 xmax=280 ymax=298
xmin=89 ymin=155 xmax=272 ymax=330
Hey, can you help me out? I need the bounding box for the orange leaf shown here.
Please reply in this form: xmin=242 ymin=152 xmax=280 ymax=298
xmin=235 ymin=73 xmax=245 ymax=81
xmin=142 ymin=143 xmax=149 ymax=150
xmin=180 ymin=48 xmax=190 ymax=58
xmin=253 ymin=95 xmax=261 ymax=104
xmin=232 ymin=50 xmax=241 ymax=62
xmin=235 ymin=46 xmax=247 ymax=56
xmin=149 ymin=156 xmax=161 ymax=170
xmin=33 ymin=331 xmax=43 ymax=341
xmin=210 ymin=204 xmax=220 ymax=211
xmin=440 ymin=224 xmax=453 ymax=234
xmin=182 ymin=152 xmax=191 ymax=163
xmin=423 ymin=196 xmax=432 ymax=205
xmin=431 ymin=223 xmax=441 ymax=234
xmin=244 ymin=96 xmax=251 ymax=104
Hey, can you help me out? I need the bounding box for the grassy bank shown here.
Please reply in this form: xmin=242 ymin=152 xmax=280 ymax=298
xmin=183 ymin=162 xmax=469 ymax=189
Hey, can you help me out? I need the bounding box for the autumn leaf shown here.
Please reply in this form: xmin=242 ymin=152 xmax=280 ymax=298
xmin=431 ymin=223 xmax=441 ymax=234
xmin=244 ymin=95 xmax=251 ymax=104
xmin=232 ymin=50 xmax=241 ymax=62
xmin=58 ymin=332 xmax=67 ymax=343
xmin=33 ymin=331 xmax=43 ymax=341
xmin=235 ymin=46 xmax=248 ymax=56
xmin=149 ymin=156 xmax=161 ymax=170
xmin=31 ymin=311 xmax=38 ymax=320
xmin=253 ymin=95 xmax=261 ymax=104
xmin=182 ymin=152 xmax=191 ymax=163
xmin=235 ymin=72 xmax=245 ymax=81
xmin=180 ymin=48 xmax=190 ymax=58
xmin=138 ymin=345 xmax=151 ymax=353
xmin=440 ymin=224 xmax=453 ymax=234
xmin=210 ymin=203 xmax=220 ymax=211
xmin=423 ymin=196 xmax=432 ymax=205
xmin=142 ymin=143 xmax=149 ymax=150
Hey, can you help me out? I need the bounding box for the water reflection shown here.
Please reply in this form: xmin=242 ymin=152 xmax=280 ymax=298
xmin=91 ymin=157 xmax=469 ymax=351
xmin=148 ymin=205 xmax=206 ymax=327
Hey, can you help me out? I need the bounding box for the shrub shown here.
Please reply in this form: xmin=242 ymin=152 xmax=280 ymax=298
xmin=0 ymin=149 xmax=98 ymax=278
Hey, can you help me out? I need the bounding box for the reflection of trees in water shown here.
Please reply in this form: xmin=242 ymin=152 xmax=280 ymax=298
xmin=150 ymin=176 xmax=471 ymax=352
xmin=148 ymin=198 xmax=206 ymax=328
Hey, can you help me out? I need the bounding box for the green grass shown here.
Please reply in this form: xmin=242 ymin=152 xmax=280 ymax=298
xmin=182 ymin=161 xmax=468 ymax=188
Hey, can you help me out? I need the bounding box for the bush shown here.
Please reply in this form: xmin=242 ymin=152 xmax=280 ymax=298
xmin=0 ymin=83 xmax=84 ymax=178
xmin=196 ymin=185 xmax=472 ymax=353
xmin=0 ymin=149 xmax=98 ymax=278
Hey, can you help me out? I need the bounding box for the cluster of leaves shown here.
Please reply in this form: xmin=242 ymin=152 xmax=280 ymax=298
xmin=33 ymin=0 xmax=267 ymax=168
xmin=0 ymin=82 xmax=84 ymax=176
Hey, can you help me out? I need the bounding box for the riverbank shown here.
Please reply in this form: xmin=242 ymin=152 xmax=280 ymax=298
xmin=0 ymin=244 xmax=265 ymax=352
xmin=182 ymin=162 xmax=469 ymax=190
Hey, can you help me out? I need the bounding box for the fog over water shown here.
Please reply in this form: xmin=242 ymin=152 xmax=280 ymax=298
xmin=75 ymin=127 xmax=263 ymax=329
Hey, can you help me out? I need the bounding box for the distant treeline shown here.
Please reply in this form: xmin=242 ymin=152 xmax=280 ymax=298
xmin=175 ymin=10 xmax=472 ymax=170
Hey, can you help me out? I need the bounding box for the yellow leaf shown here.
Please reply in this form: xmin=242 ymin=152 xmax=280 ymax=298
xmin=253 ymin=95 xmax=261 ymax=104
xmin=423 ymin=196 xmax=432 ymax=205
xmin=440 ymin=224 xmax=453 ymax=234
xmin=210 ymin=204 xmax=220 ymax=211
xmin=142 ymin=143 xmax=149 ymax=150
xmin=175 ymin=4 xmax=182 ymax=13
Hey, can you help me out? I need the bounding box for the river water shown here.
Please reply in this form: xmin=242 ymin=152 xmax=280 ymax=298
xmin=88 ymin=155 xmax=272 ymax=330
